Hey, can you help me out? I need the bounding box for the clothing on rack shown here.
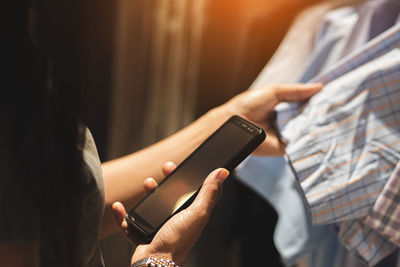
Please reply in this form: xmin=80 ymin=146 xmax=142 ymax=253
xmin=237 ymin=1 xmax=363 ymax=265
xmin=365 ymin=163 xmax=400 ymax=248
xmin=278 ymin=12 xmax=400 ymax=267
xmin=237 ymin=0 xmax=400 ymax=265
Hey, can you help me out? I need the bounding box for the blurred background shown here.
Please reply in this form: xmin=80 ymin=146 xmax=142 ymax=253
xmin=83 ymin=0 xmax=318 ymax=266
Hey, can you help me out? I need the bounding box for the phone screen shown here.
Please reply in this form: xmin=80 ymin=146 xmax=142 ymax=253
xmin=129 ymin=117 xmax=263 ymax=234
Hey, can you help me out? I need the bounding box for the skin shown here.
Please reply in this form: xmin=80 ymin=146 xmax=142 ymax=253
xmin=0 ymin=83 xmax=322 ymax=266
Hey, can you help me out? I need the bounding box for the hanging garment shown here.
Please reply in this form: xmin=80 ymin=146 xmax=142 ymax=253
xmin=278 ymin=22 xmax=400 ymax=267
xmin=237 ymin=1 xmax=363 ymax=265
xmin=365 ymin=163 xmax=400 ymax=247
xmin=237 ymin=0 xmax=400 ymax=265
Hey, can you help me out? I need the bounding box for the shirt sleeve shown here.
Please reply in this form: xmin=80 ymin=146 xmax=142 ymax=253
xmin=365 ymin=162 xmax=400 ymax=247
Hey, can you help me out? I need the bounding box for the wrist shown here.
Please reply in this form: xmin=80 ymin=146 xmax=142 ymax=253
xmin=205 ymin=103 xmax=237 ymax=126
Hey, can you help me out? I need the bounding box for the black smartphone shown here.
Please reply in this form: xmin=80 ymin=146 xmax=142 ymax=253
xmin=126 ymin=115 xmax=266 ymax=242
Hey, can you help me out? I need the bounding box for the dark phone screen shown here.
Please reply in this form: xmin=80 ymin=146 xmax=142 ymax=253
xmin=132 ymin=120 xmax=257 ymax=230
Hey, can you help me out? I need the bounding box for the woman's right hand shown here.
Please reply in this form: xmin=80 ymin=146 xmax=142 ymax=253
xmin=112 ymin=162 xmax=229 ymax=266
xmin=220 ymin=83 xmax=323 ymax=155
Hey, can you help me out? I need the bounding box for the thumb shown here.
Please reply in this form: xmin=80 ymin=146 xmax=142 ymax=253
xmin=188 ymin=168 xmax=229 ymax=218
xmin=272 ymin=82 xmax=323 ymax=104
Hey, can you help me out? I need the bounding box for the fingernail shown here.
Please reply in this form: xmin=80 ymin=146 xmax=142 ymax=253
xmin=310 ymin=82 xmax=323 ymax=87
xmin=216 ymin=169 xmax=229 ymax=182
xmin=112 ymin=202 xmax=119 ymax=209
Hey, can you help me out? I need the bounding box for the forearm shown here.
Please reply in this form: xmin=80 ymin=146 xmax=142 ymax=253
xmin=100 ymin=83 xmax=323 ymax=238
xmin=100 ymin=106 xmax=234 ymax=238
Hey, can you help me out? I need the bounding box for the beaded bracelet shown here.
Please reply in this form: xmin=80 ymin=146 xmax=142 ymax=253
xmin=131 ymin=257 xmax=180 ymax=267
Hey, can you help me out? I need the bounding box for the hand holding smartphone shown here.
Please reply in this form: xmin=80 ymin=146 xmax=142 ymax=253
xmin=126 ymin=116 xmax=266 ymax=242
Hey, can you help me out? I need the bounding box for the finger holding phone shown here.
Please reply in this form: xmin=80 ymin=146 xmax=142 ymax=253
xmin=114 ymin=115 xmax=265 ymax=266
xmin=113 ymin=164 xmax=229 ymax=266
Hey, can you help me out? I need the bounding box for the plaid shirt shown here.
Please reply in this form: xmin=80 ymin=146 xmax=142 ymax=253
xmin=365 ymin=163 xmax=400 ymax=247
xmin=277 ymin=24 xmax=400 ymax=264
xmin=339 ymin=218 xmax=396 ymax=265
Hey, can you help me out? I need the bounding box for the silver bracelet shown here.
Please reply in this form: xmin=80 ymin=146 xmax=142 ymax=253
xmin=131 ymin=257 xmax=180 ymax=267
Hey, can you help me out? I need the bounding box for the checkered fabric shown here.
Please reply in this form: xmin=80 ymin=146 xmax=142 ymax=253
xmin=339 ymin=218 xmax=397 ymax=265
xmin=365 ymin=164 xmax=400 ymax=247
xmin=277 ymin=24 xmax=400 ymax=264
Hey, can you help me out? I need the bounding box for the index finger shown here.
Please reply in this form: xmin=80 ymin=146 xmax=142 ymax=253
xmin=162 ymin=161 xmax=177 ymax=177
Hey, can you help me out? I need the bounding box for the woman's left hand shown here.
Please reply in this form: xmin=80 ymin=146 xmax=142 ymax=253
xmin=112 ymin=161 xmax=229 ymax=266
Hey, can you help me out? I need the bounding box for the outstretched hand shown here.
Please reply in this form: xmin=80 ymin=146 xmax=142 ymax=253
xmin=112 ymin=161 xmax=229 ymax=266
xmin=223 ymin=83 xmax=322 ymax=155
